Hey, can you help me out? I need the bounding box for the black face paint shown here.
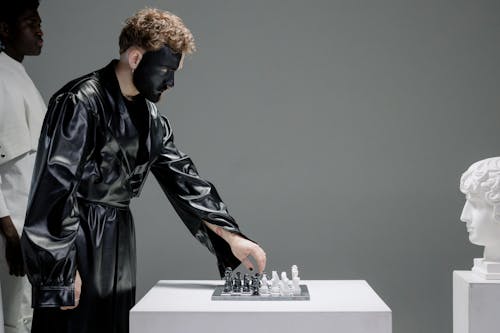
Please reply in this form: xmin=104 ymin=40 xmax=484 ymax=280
xmin=133 ymin=45 xmax=182 ymax=103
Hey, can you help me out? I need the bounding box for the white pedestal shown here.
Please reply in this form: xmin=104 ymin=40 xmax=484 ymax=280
xmin=472 ymin=258 xmax=500 ymax=279
xmin=130 ymin=280 xmax=392 ymax=333
xmin=453 ymin=271 xmax=500 ymax=333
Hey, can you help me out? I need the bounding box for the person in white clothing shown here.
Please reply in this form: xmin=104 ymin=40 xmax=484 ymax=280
xmin=0 ymin=1 xmax=45 ymax=332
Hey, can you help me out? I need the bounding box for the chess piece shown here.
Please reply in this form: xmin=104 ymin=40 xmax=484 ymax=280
xmin=243 ymin=274 xmax=250 ymax=293
xmin=271 ymin=271 xmax=280 ymax=286
xmin=233 ymin=272 xmax=242 ymax=293
xmin=261 ymin=272 xmax=270 ymax=287
xmin=281 ymin=271 xmax=290 ymax=286
xmin=251 ymin=274 xmax=260 ymax=296
xmin=291 ymin=265 xmax=299 ymax=279
xmin=259 ymin=273 xmax=270 ymax=296
xmin=279 ymin=275 xmax=292 ymax=296
xmin=291 ymin=265 xmax=301 ymax=295
xmin=270 ymin=271 xmax=280 ymax=296
xmin=223 ymin=268 xmax=232 ymax=293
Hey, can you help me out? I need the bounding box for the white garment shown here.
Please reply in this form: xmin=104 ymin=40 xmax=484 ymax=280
xmin=0 ymin=52 xmax=45 ymax=333
xmin=0 ymin=52 xmax=45 ymax=166
xmin=0 ymin=152 xmax=34 ymax=333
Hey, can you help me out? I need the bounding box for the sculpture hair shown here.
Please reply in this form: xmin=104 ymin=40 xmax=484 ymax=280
xmin=119 ymin=8 xmax=196 ymax=55
xmin=460 ymin=157 xmax=500 ymax=221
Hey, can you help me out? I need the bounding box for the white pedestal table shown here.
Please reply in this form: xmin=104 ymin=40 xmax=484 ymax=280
xmin=130 ymin=280 xmax=392 ymax=333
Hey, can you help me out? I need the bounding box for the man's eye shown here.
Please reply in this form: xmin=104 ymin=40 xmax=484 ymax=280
xmin=26 ymin=19 xmax=40 ymax=27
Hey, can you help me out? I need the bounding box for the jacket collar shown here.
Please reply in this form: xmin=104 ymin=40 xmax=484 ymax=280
xmin=97 ymin=60 xmax=152 ymax=174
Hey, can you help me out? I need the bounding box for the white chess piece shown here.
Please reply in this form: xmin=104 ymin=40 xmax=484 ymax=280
xmin=270 ymin=271 xmax=280 ymax=296
xmin=271 ymin=271 xmax=280 ymax=286
xmin=291 ymin=265 xmax=301 ymax=295
xmin=279 ymin=279 xmax=292 ymax=296
xmin=261 ymin=273 xmax=270 ymax=287
xmin=259 ymin=282 xmax=270 ymax=296
xmin=259 ymin=273 xmax=270 ymax=295
xmin=281 ymin=271 xmax=290 ymax=285
xmin=280 ymin=272 xmax=293 ymax=296
xmin=291 ymin=265 xmax=299 ymax=279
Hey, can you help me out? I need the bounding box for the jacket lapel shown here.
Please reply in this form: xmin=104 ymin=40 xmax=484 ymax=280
xmin=98 ymin=61 xmax=139 ymax=175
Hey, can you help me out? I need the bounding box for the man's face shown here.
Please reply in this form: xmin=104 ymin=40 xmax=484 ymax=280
xmin=132 ymin=45 xmax=182 ymax=103
xmin=5 ymin=8 xmax=43 ymax=56
xmin=460 ymin=194 xmax=500 ymax=246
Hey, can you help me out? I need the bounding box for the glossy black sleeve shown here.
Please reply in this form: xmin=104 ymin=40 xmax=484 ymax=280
xmin=21 ymin=92 xmax=94 ymax=307
xmin=150 ymin=115 xmax=245 ymax=276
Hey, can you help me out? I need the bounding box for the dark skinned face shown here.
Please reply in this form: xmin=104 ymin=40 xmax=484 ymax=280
xmin=0 ymin=8 xmax=43 ymax=62
xmin=132 ymin=45 xmax=182 ymax=103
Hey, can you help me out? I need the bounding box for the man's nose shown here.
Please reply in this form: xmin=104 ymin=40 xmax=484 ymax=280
xmin=165 ymin=76 xmax=174 ymax=89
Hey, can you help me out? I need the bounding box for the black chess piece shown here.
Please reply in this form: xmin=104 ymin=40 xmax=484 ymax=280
xmin=223 ymin=268 xmax=232 ymax=293
xmin=243 ymin=274 xmax=250 ymax=293
xmin=233 ymin=272 xmax=242 ymax=293
xmin=251 ymin=274 xmax=260 ymax=296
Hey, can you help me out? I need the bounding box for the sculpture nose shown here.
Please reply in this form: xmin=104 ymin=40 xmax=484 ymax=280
xmin=460 ymin=201 xmax=471 ymax=224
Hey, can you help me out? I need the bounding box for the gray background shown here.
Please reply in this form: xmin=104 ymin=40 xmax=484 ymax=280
xmin=24 ymin=0 xmax=500 ymax=332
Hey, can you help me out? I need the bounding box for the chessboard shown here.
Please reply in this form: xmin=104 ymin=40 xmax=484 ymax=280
xmin=211 ymin=284 xmax=310 ymax=301
xmin=211 ymin=265 xmax=310 ymax=301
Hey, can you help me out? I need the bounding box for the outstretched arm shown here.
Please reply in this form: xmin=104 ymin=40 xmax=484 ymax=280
xmin=151 ymin=114 xmax=266 ymax=275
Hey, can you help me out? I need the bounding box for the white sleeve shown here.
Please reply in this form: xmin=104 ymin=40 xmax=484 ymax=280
xmin=0 ymin=78 xmax=9 ymax=218
xmin=0 ymin=173 xmax=10 ymax=218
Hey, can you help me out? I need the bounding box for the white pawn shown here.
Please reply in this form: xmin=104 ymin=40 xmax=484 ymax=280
xmin=259 ymin=273 xmax=270 ymax=296
xmin=259 ymin=283 xmax=270 ymax=296
xmin=261 ymin=273 xmax=270 ymax=287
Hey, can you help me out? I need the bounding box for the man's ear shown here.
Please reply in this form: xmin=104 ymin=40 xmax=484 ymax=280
xmin=0 ymin=22 xmax=10 ymax=41
xmin=128 ymin=47 xmax=143 ymax=71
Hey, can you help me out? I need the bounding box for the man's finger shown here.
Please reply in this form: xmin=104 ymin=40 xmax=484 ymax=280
xmin=60 ymin=302 xmax=79 ymax=311
xmin=240 ymin=257 xmax=254 ymax=271
xmin=249 ymin=247 xmax=266 ymax=273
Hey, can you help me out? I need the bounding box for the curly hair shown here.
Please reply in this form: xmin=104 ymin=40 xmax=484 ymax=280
xmin=460 ymin=157 xmax=500 ymax=220
xmin=0 ymin=0 xmax=39 ymax=25
xmin=119 ymin=8 xmax=196 ymax=55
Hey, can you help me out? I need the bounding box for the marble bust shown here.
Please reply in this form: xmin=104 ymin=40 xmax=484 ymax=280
xmin=460 ymin=157 xmax=500 ymax=279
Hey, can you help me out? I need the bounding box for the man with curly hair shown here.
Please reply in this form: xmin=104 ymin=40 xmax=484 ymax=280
xmin=0 ymin=1 xmax=45 ymax=332
xmin=21 ymin=8 xmax=266 ymax=333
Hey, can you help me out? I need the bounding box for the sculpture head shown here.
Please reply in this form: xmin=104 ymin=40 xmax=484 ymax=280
xmin=460 ymin=157 xmax=500 ymax=247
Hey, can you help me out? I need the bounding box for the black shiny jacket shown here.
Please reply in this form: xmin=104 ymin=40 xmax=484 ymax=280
xmin=21 ymin=60 xmax=244 ymax=309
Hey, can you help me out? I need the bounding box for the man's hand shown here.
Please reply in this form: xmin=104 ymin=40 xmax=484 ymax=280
xmin=61 ymin=270 xmax=82 ymax=310
xmin=227 ymin=235 xmax=267 ymax=273
xmin=203 ymin=221 xmax=267 ymax=273
xmin=0 ymin=215 xmax=25 ymax=276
